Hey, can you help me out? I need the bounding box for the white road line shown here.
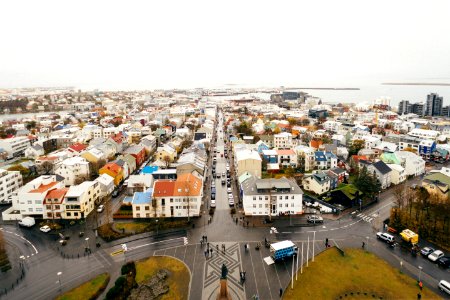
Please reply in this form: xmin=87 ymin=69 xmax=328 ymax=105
xmin=259 ymin=246 xmax=273 ymax=300
xmin=248 ymin=242 xmax=259 ymax=297
xmin=127 ymin=237 xmax=183 ymax=251
xmin=282 ymin=231 xmax=292 ymax=234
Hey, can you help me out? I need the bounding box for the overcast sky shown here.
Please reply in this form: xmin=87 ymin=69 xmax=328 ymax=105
xmin=1 ymin=0 xmax=450 ymax=90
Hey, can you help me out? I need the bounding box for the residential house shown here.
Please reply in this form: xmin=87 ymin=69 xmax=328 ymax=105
xmin=295 ymin=146 xmax=315 ymax=172
xmin=63 ymin=181 xmax=100 ymax=219
xmin=24 ymin=144 xmax=45 ymax=159
xmin=148 ymin=172 xmax=203 ymax=218
xmin=94 ymin=173 xmax=115 ymax=199
xmin=314 ymin=151 xmax=337 ymax=170
xmin=302 ymin=173 xmax=331 ymax=195
xmin=277 ymin=149 xmax=297 ymax=168
xmin=259 ymin=135 xmax=274 ymax=148
xmin=127 ymin=174 xmax=154 ymax=195
xmin=328 ymin=167 xmax=346 ymax=184
xmin=124 ymin=144 xmax=146 ymax=167
xmin=43 ymin=188 xmax=68 ymax=220
xmin=131 ymin=192 xmax=153 ymax=218
xmin=240 ymin=176 xmax=303 ymax=216
xmin=329 ymin=184 xmax=362 ymax=208
xmin=235 ymin=149 xmax=262 ymax=179
xmin=256 ymin=140 xmax=270 ymax=154
xmin=113 ymin=159 xmax=130 ymax=180
xmin=81 ymin=148 xmax=106 ymax=164
xmin=99 ymin=162 xmax=124 ymax=186
xmin=418 ymin=140 xmax=436 ymax=160
xmin=422 ymin=173 xmax=450 ymax=201
xmin=117 ymin=154 xmax=137 ymax=176
xmin=55 ymin=156 xmax=90 ymax=186
xmin=156 ymin=145 xmax=177 ymax=163
xmin=67 ymin=143 xmax=87 ymax=157
xmin=362 ymin=160 xmax=393 ymax=189
xmin=194 ymin=126 xmax=213 ymax=141
xmin=139 ymin=135 xmax=157 ymax=154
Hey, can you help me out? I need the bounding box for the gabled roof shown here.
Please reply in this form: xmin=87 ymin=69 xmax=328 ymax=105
xmin=329 ymin=167 xmax=345 ymax=175
xmin=153 ymin=180 xmax=176 ymax=197
xmin=372 ymin=160 xmax=392 ymax=175
xmin=314 ymin=151 xmax=327 ymax=162
xmin=101 ymin=162 xmax=123 ymax=174
xmin=44 ymin=188 xmax=68 ymax=204
xmin=69 ymin=143 xmax=87 ymax=152
xmin=131 ymin=192 xmax=152 ymax=205
xmin=277 ymin=149 xmax=295 ymax=156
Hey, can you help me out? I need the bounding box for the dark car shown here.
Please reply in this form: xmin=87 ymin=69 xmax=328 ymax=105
xmin=420 ymin=247 xmax=435 ymax=257
xmin=437 ymin=256 xmax=450 ymax=269
xmin=227 ymin=181 xmax=231 ymax=187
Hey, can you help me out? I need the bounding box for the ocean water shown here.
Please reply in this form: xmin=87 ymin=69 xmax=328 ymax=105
xmin=303 ymin=85 xmax=450 ymax=107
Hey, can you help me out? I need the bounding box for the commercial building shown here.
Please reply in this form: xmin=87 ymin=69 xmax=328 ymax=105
xmin=0 ymin=136 xmax=31 ymax=158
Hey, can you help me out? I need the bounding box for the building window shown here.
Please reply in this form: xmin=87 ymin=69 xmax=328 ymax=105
xmin=136 ymin=206 xmax=140 ymax=211
xmin=253 ymin=204 xmax=256 ymax=208
xmin=259 ymin=204 xmax=262 ymax=208
xmin=28 ymin=208 xmax=33 ymax=212
xmin=291 ymin=203 xmax=295 ymax=207
xmin=285 ymin=204 xmax=289 ymax=208
xmin=46 ymin=205 xmax=51 ymax=210
xmin=67 ymin=212 xmax=71 ymax=216
xmin=47 ymin=213 xmax=52 ymax=218
xmin=27 ymin=200 xmax=32 ymax=204
xmin=279 ymin=204 xmax=282 ymax=208
xmin=145 ymin=206 xmax=150 ymax=210
xmin=36 ymin=208 xmax=42 ymax=212
xmin=136 ymin=213 xmax=140 ymax=218
xmin=146 ymin=213 xmax=150 ymax=217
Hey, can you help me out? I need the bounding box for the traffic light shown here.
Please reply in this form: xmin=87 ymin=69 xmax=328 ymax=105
xmin=183 ymin=237 xmax=188 ymax=245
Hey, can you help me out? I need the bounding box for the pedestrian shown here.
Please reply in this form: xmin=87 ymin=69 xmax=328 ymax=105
xmin=204 ymin=250 xmax=208 ymax=258
xmin=362 ymin=241 xmax=365 ymax=249
xmin=325 ymin=238 xmax=329 ymax=247
xmin=279 ymin=288 xmax=283 ymax=297
xmin=216 ymin=244 xmax=219 ymax=251
xmin=207 ymin=242 xmax=210 ymax=250
xmin=210 ymin=248 xmax=213 ymax=257
xmin=236 ymin=218 xmax=238 ymax=225
xmin=417 ymin=293 xmax=422 ymax=299
xmin=247 ymin=221 xmax=249 ymax=227
xmin=419 ymin=281 xmax=423 ymax=291
xmin=200 ymin=239 xmax=203 ymax=246
xmin=205 ymin=236 xmax=208 ymax=243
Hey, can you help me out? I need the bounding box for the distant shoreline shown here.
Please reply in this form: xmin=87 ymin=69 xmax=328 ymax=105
xmin=382 ymin=82 xmax=450 ymax=86
xmin=286 ymin=87 xmax=360 ymax=90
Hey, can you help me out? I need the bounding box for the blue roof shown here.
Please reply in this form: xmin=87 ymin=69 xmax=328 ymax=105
xmin=315 ymin=151 xmax=327 ymax=162
xmin=324 ymin=152 xmax=337 ymax=159
xmin=132 ymin=192 xmax=151 ymax=205
xmin=141 ymin=165 xmax=159 ymax=174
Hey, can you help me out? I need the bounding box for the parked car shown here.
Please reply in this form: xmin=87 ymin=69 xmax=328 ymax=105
xmin=227 ymin=181 xmax=231 ymax=187
xmin=376 ymin=232 xmax=395 ymax=243
xmin=210 ymin=200 xmax=216 ymax=208
xmin=221 ymin=179 xmax=226 ymax=185
xmin=40 ymin=225 xmax=51 ymax=233
xmin=439 ymin=280 xmax=450 ymax=295
xmin=428 ymin=250 xmax=445 ymax=262
xmin=18 ymin=217 xmax=35 ymax=227
xmin=421 ymin=247 xmax=435 ymax=257
xmin=307 ymin=215 xmax=323 ymax=223
xmin=437 ymin=256 xmax=450 ymax=269
xmin=97 ymin=205 xmax=105 ymax=213
xmin=227 ymin=187 xmax=232 ymax=193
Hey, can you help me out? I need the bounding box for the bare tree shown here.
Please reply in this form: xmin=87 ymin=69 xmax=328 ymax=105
xmin=163 ymin=155 xmax=171 ymax=169
xmin=392 ymin=183 xmax=406 ymax=210
xmin=40 ymin=160 xmax=54 ymax=175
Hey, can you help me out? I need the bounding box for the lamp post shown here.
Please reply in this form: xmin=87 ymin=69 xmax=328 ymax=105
xmin=85 ymin=237 xmax=90 ymax=251
xmin=57 ymin=271 xmax=62 ymax=291
xmin=366 ymin=236 xmax=369 ymax=252
xmin=155 ymin=219 xmax=159 ymax=235
xmin=418 ymin=266 xmax=423 ymax=282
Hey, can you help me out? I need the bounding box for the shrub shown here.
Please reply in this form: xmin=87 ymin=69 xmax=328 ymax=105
xmin=230 ymin=208 xmax=236 ymax=215
xmin=121 ymin=261 xmax=136 ymax=275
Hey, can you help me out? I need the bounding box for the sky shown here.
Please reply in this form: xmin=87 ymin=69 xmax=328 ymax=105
xmin=1 ymin=0 xmax=450 ymax=90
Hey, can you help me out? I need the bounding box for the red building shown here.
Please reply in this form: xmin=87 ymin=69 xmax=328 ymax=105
xmin=124 ymin=144 xmax=146 ymax=167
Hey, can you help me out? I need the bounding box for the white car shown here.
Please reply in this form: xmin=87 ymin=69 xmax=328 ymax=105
xmin=40 ymin=225 xmax=51 ymax=233
xmin=97 ymin=205 xmax=105 ymax=213
xmin=227 ymin=187 xmax=232 ymax=193
xmin=428 ymin=250 xmax=445 ymax=262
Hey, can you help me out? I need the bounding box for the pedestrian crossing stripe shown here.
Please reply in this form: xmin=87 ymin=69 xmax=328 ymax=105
xmin=110 ymin=249 xmax=124 ymax=256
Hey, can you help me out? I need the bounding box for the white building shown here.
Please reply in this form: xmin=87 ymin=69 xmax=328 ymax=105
xmin=94 ymin=173 xmax=115 ymax=199
xmin=235 ymin=149 xmax=262 ymax=179
xmin=0 ymin=136 xmax=30 ymax=158
xmin=241 ymin=177 xmax=303 ymax=216
xmin=407 ymin=128 xmax=440 ymax=141
xmin=273 ymin=132 xmax=293 ymax=149
xmin=63 ymin=181 xmax=100 ymax=219
xmin=323 ymin=121 xmax=342 ymax=133
xmin=395 ymin=151 xmax=426 ymax=177
xmin=387 ymin=164 xmax=406 ymax=185
xmin=295 ymin=146 xmax=315 ymax=172
xmin=55 ymin=156 xmax=90 ymax=186
xmin=0 ymin=169 xmax=22 ymax=204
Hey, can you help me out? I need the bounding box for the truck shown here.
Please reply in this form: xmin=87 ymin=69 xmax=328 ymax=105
xmin=270 ymin=240 xmax=298 ymax=262
xmin=400 ymin=229 xmax=419 ymax=245
xmin=18 ymin=217 xmax=36 ymax=227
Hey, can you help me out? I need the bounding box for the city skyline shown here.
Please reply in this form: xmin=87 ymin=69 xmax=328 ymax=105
xmin=1 ymin=0 xmax=450 ymax=90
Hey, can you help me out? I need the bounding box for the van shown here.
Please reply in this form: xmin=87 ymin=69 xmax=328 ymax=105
xmin=18 ymin=217 xmax=35 ymax=227
xmin=438 ymin=280 xmax=450 ymax=295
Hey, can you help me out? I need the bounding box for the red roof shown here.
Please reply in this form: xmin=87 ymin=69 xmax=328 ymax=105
xmin=30 ymin=182 xmax=58 ymax=193
xmin=101 ymin=162 xmax=122 ymax=174
xmin=351 ymin=155 xmax=368 ymax=163
xmin=44 ymin=188 xmax=68 ymax=204
xmin=69 ymin=143 xmax=87 ymax=152
xmin=110 ymin=132 xmax=125 ymax=144
xmin=277 ymin=149 xmax=295 ymax=155
xmin=153 ymin=181 xmax=176 ymax=197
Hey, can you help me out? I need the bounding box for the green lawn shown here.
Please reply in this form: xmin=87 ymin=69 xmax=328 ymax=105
xmin=56 ymin=273 xmax=110 ymax=300
xmin=283 ymin=248 xmax=439 ymax=300
xmin=114 ymin=222 xmax=150 ymax=233
xmin=135 ymin=256 xmax=190 ymax=300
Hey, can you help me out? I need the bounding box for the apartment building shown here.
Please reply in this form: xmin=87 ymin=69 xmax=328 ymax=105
xmin=0 ymin=169 xmax=23 ymax=204
xmin=241 ymin=177 xmax=303 ymax=216
xmin=0 ymin=136 xmax=31 ymax=158
xmin=63 ymin=181 xmax=100 ymax=219
xmin=273 ymin=132 xmax=293 ymax=149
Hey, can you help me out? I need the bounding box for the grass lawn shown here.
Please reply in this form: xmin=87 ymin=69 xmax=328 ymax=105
xmin=283 ymin=248 xmax=439 ymax=300
xmin=114 ymin=222 xmax=150 ymax=233
xmin=135 ymin=256 xmax=190 ymax=300
xmin=56 ymin=273 xmax=110 ymax=300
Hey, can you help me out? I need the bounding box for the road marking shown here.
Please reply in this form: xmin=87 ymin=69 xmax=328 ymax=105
xmin=110 ymin=249 xmax=124 ymax=256
xmin=282 ymin=231 xmax=292 ymax=234
xmin=259 ymin=244 xmax=273 ymax=300
xmin=248 ymin=242 xmax=260 ymax=297
xmin=2 ymin=228 xmax=39 ymax=254
xmin=128 ymin=237 xmax=184 ymax=251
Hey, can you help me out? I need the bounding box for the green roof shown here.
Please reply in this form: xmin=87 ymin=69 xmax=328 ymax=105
xmin=238 ymin=172 xmax=253 ymax=184
xmin=380 ymin=152 xmax=401 ymax=165
xmin=332 ymin=184 xmax=361 ymax=200
xmin=424 ymin=173 xmax=450 ymax=186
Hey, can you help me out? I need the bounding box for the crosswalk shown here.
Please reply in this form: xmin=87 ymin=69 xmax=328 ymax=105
xmin=357 ymin=212 xmax=377 ymax=223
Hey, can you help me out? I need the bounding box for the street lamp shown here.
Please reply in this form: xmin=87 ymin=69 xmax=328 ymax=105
xmin=418 ymin=266 xmax=423 ymax=282
xmin=57 ymin=271 xmax=62 ymax=291
xmin=366 ymin=236 xmax=369 ymax=251
xmin=155 ymin=219 xmax=159 ymax=235
xmin=85 ymin=237 xmax=90 ymax=251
